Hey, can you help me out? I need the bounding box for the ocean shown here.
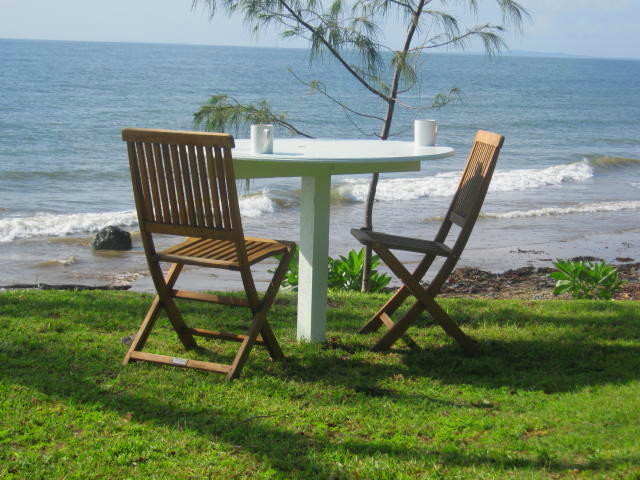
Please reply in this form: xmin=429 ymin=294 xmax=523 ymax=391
xmin=1 ymin=38 xmax=639 ymax=289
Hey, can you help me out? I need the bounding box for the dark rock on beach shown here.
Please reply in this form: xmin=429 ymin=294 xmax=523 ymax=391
xmin=92 ymin=226 xmax=132 ymax=250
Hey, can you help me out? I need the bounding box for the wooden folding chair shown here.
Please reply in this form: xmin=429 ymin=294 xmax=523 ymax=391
xmin=121 ymin=128 xmax=295 ymax=380
xmin=352 ymin=130 xmax=505 ymax=354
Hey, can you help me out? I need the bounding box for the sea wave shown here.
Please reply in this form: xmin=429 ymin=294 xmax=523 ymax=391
xmin=0 ymin=211 xmax=139 ymax=243
xmin=483 ymin=201 xmax=640 ymax=219
xmin=239 ymin=189 xmax=278 ymax=217
xmin=0 ymin=169 xmax=129 ymax=181
xmin=0 ymin=190 xmax=278 ymax=242
xmin=586 ymin=155 xmax=640 ymax=168
xmin=33 ymin=256 xmax=78 ymax=268
xmin=334 ymin=160 xmax=595 ymax=203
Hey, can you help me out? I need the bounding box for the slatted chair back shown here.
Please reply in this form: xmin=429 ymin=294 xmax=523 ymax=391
xmin=433 ymin=130 xmax=503 ymax=249
xmin=429 ymin=130 xmax=504 ymax=292
xmin=122 ymin=128 xmax=244 ymax=245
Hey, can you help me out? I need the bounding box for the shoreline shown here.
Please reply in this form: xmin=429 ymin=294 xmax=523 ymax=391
xmin=6 ymin=257 xmax=637 ymax=301
xmin=2 ymin=222 xmax=639 ymax=297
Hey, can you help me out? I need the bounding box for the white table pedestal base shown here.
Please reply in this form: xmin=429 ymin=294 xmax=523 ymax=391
xmin=296 ymin=175 xmax=330 ymax=342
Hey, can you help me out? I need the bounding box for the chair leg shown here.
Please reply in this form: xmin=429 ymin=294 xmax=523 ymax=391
xmin=359 ymin=253 xmax=438 ymax=334
xmin=374 ymin=244 xmax=479 ymax=355
xmin=259 ymin=322 xmax=284 ymax=361
xmin=227 ymin=310 xmax=269 ymax=380
xmin=147 ymin=260 xmax=197 ymax=349
xmin=359 ymin=285 xmax=411 ymax=334
xmin=374 ymin=307 xmax=423 ymax=352
xmin=422 ymin=298 xmax=480 ymax=355
xmin=124 ymin=263 xmax=185 ymax=365
xmin=227 ymin=246 xmax=293 ymax=380
xmin=259 ymin=246 xmax=294 ymax=361
xmin=125 ymin=248 xmax=292 ymax=380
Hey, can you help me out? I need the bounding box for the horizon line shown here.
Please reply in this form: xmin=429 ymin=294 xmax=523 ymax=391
xmin=2 ymin=36 xmax=639 ymax=62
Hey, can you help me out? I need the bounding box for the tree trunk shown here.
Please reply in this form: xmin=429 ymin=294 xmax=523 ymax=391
xmin=361 ymin=105 xmax=394 ymax=292
xmin=360 ymin=0 xmax=427 ymax=292
xmin=360 ymin=172 xmax=380 ymax=292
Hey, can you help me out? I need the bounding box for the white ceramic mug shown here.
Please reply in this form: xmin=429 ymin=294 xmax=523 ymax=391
xmin=414 ymin=119 xmax=438 ymax=146
xmin=250 ymin=124 xmax=274 ymax=154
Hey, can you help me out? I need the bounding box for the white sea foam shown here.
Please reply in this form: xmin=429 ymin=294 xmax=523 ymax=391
xmin=334 ymin=160 xmax=594 ymax=203
xmin=0 ymin=211 xmax=139 ymax=243
xmin=0 ymin=190 xmax=278 ymax=242
xmin=239 ymin=189 xmax=277 ymax=217
xmin=484 ymin=201 xmax=640 ymax=219
xmin=33 ymin=255 xmax=78 ymax=267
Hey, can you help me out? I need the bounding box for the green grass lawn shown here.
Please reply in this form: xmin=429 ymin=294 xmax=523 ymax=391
xmin=1 ymin=290 xmax=639 ymax=479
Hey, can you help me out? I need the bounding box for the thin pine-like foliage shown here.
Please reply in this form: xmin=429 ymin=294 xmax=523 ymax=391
xmin=191 ymin=0 xmax=529 ymax=290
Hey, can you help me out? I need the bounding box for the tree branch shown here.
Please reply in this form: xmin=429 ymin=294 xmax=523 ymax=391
xmin=276 ymin=0 xmax=390 ymax=101
xmin=289 ymin=69 xmax=386 ymax=122
xmin=420 ymin=24 xmax=506 ymax=51
xmin=193 ymin=94 xmax=314 ymax=138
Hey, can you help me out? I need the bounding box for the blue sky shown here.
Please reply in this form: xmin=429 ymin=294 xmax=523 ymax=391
xmin=1 ymin=0 xmax=638 ymax=59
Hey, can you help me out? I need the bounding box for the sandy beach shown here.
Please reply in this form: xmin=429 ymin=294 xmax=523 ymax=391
xmin=3 ymin=223 xmax=638 ymax=301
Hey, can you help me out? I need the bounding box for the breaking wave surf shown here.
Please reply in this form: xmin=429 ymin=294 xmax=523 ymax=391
xmin=0 ymin=191 xmax=278 ymax=242
xmin=584 ymin=155 xmax=640 ymax=169
xmin=1 ymin=155 xmax=636 ymax=242
xmin=0 ymin=211 xmax=139 ymax=243
xmin=482 ymin=201 xmax=640 ymax=219
xmin=334 ymin=160 xmax=596 ymax=203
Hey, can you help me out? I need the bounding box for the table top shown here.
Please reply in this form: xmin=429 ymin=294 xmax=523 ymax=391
xmin=232 ymin=138 xmax=454 ymax=179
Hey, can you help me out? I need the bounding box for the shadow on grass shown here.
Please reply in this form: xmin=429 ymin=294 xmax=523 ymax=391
xmin=314 ymin=297 xmax=640 ymax=394
xmin=2 ymin=291 xmax=640 ymax=477
xmin=3 ymin=338 xmax=639 ymax=477
xmin=276 ymin=335 xmax=640 ymax=395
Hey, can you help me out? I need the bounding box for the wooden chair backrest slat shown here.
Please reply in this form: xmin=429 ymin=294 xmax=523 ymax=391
xmin=123 ymin=128 xmax=243 ymax=242
xmin=215 ymin=145 xmax=233 ymax=230
xmin=160 ymin=143 xmax=179 ymax=224
xmin=205 ymin=146 xmax=223 ymax=228
xmin=197 ymin=145 xmax=214 ymax=228
xmin=178 ymin=144 xmax=197 ymax=226
xmin=168 ymin=143 xmax=187 ymax=225
xmin=134 ymin=142 xmax=154 ymax=221
xmin=144 ymin=142 xmax=164 ymax=223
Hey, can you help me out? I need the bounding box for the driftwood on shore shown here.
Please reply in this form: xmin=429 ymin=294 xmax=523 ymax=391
xmin=0 ymin=283 xmax=131 ymax=291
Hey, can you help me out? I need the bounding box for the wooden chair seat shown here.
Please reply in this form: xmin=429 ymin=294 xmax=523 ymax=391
xmin=157 ymin=237 xmax=292 ymax=270
xmin=351 ymin=229 xmax=453 ymax=256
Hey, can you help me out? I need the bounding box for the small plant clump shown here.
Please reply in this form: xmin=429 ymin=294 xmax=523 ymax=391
xmin=328 ymin=248 xmax=391 ymax=293
xmin=550 ymin=259 xmax=623 ymax=300
xmin=275 ymin=247 xmax=391 ymax=293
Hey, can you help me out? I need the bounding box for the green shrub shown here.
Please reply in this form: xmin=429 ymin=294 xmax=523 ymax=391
xmin=550 ymin=259 xmax=623 ymax=300
xmin=328 ymin=248 xmax=392 ymax=293
xmin=280 ymin=247 xmax=299 ymax=290
xmin=275 ymin=247 xmax=392 ymax=293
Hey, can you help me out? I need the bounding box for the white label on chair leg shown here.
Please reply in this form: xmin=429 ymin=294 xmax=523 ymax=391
xmin=171 ymin=357 xmax=188 ymax=366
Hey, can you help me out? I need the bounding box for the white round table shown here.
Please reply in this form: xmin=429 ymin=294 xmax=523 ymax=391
xmin=233 ymin=138 xmax=454 ymax=342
